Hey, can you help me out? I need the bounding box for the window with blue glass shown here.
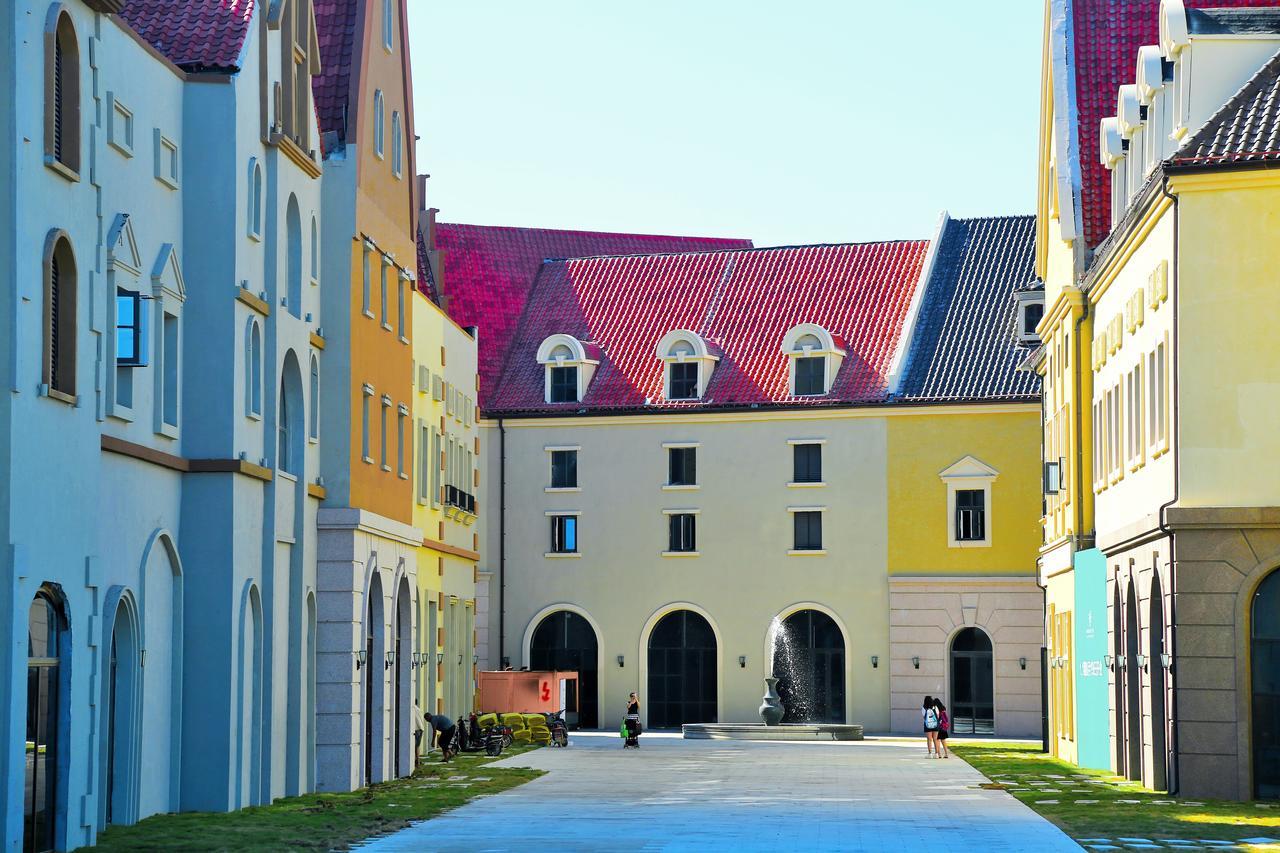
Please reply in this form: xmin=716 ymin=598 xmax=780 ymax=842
xmin=550 ymin=515 xmax=578 ymax=553
xmin=115 ymin=289 xmax=145 ymax=366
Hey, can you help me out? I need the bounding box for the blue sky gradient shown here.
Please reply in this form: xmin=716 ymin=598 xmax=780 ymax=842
xmin=409 ymin=1 xmax=1043 ymax=247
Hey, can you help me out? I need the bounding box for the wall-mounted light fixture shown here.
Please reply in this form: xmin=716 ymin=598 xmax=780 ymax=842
xmin=457 ymin=654 xmax=463 ymax=666
xmin=871 ymin=655 xmax=879 ymax=669
xmin=436 ymin=653 xmax=444 ymax=665
xmin=1103 ymin=654 xmax=1114 ymax=669
xmin=911 ymin=656 xmax=920 ymax=670
xmin=738 ymin=655 xmax=747 ymax=669
xmin=410 ymin=651 xmax=422 ymax=669
xmin=385 ymin=650 xmax=396 ymax=670
xmin=355 ymin=649 xmax=368 ymax=670
xmin=1019 ymin=657 xmax=1027 ymax=671
xmin=617 ymin=655 xmax=625 ymax=668
xmin=1135 ymin=654 xmax=1147 ymax=670
xmin=1116 ymin=654 xmax=1127 ymax=669
xmin=473 ymin=654 xmax=479 ymax=665
xmin=1160 ymin=653 xmax=1172 ymax=670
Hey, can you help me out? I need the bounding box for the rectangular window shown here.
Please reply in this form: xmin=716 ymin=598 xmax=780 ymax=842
xmin=668 ymin=513 xmax=696 ymax=552
xmin=431 ymin=429 xmax=442 ymax=505
xmin=955 ymin=489 xmax=985 ymax=541
xmin=1022 ymin=302 xmax=1044 ymax=337
xmin=793 ymin=443 xmax=822 ymax=483
xmin=549 ymin=365 xmax=578 ymax=403
xmin=793 ymin=511 xmax=823 ymax=550
xmin=550 ymin=449 xmax=577 ymax=488
xmin=382 ymin=0 xmax=394 ymax=50
xmin=668 ymin=447 xmax=696 ymax=486
xmin=1156 ymin=339 xmax=1169 ymax=448
xmin=362 ymin=246 xmax=371 ymax=314
xmin=550 ymin=515 xmax=578 ymax=554
xmin=396 ymin=410 xmax=406 ymax=476
xmin=419 ymin=424 xmax=430 ymax=501
xmin=668 ymin=362 xmax=699 ymax=399
xmin=794 ymin=356 xmax=824 ymax=395
xmin=380 ymin=400 xmax=389 ymax=468
xmin=115 ymin=289 xmax=144 ymax=366
xmin=397 ymin=276 xmax=406 ymax=338
xmin=162 ymin=312 xmax=178 ymax=428
xmin=361 ymin=390 xmax=372 ymax=461
xmin=380 ymin=259 xmax=389 ymax=326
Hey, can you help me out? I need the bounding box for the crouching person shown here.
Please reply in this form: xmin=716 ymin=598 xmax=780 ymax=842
xmin=430 ymin=713 xmax=457 ymax=761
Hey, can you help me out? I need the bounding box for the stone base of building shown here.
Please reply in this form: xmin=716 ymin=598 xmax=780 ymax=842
xmin=888 ymin=575 xmax=1043 ymax=738
xmin=316 ymin=508 xmax=421 ymax=792
xmin=683 ymin=723 xmax=864 ymax=741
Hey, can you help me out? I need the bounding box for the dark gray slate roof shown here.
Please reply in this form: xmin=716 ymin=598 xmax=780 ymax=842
xmin=895 ymin=215 xmax=1040 ymax=403
xmin=1172 ymin=48 xmax=1280 ymax=167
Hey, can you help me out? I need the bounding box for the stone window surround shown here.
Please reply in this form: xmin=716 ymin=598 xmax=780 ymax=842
xmin=940 ymin=455 xmax=997 ymax=548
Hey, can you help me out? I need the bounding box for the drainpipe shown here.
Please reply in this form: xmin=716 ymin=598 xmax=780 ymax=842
xmin=1155 ymin=175 xmax=1181 ymax=795
xmin=498 ymin=418 xmax=507 ymax=668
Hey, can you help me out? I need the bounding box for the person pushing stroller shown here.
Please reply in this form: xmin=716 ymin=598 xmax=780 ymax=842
xmin=621 ymin=692 xmax=641 ymax=749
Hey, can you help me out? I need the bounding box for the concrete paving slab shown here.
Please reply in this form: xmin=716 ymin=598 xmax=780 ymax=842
xmin=357 ymin=733 xmax=1080 ymax=852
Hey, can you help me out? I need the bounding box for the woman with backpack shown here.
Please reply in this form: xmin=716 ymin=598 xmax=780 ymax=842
xmin=922 ymin=695 xmax=939 ymax=757
xmin=934 ymin=699 xmax=951 ymax=759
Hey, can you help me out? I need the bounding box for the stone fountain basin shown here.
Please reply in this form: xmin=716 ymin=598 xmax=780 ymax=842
xmin=681 ymin=723 xmax=864 ymax=741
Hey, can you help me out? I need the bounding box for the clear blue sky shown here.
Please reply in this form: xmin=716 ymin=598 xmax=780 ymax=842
xmin=408 ymin=1 xmax=1043 ymax=247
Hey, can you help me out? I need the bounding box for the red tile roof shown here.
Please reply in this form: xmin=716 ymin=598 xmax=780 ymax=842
xmin=118 ymin=0 xmax=255 ymax=72
xmin=313 ymin=0 xmax=362 ymax=149
xmin=1071 ymin=0 xmax=1276 ymax=248
xmin=431 ymin=224 xmax=752 ymax=404
xmin=486 ymin=241 xmax=929 ymax=414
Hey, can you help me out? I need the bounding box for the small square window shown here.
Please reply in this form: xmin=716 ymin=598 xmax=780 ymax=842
xmin=794 ymin=357 xmax=825 ymax=395
xmin=956 ymin=489 xmax=986 ymax=541
xmin=108 ymin=96 xmax=134 ymax=157
xmin=793 ymin=443 xmax=822 ymax=483
xmin=550 ymin=515 xmax=578 ymax=553
xmin=793 ymin=511 xmax=822 ymax=550
xmin=550 ymin=366 xmax=578 ymax=403
xmin=1021 ymin=302 xmax=1044 ymax=340
xmin=668 ymin=447 xmax=696 ymax=486
xmin=668 ymin=513 xmax=696 ymax=552
xmin=115 ymin=289 xmax=144 ymax=366
xmin=669 ymin=362 xmax=699 ymax=399
xmin=551 ymin=449 xmax=578 ymax=488
xmin=154 ymin=131 xmax=179 ymax=189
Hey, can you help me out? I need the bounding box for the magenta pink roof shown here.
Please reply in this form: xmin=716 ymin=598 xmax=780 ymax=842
xmin=1071 ymin=0 xmax=1276 ymax=248
xmin=486 ymin=241 xmax=929 ymax=414
xmin=432 ymin=224 xmax=752 ymax=403
xmin=118 ymin=0 xmax=255 ymax=72
xmin=313 ymin=0 xmax=362 ymax=148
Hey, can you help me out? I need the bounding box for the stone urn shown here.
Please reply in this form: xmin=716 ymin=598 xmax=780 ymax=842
xmin=759 ymin=677 xmax=785 ymax=726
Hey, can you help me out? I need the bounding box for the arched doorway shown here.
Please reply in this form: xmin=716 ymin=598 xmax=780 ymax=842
xmin=950 ymin=627 xmax=994 ymax=734
xmin=772 ymin=609 xmax=845 ymax=724
xmin=530 ymin=611 xmax=598 ymax=728
xmin=647 ymin=610 xmax=717 ymax=728
xmin=1113 ymin=583 xmax=1125 ymax=773
xmin=26 ymin=588 xmax=66 ymax=853
xmin=393 ymin=578 xmax=411 ymax=778
xmin=1251 ymin=569 xmax=1280 ymax=798
xmin=1125 ymin=580 xmax=1142 ymax=782
xmin=105 ymin=602 xmax=138 ymax=826
xmin=1150 ymin=573 xmax=1167 ymax=792
xmin=364 ymin=572 xmax=384 ymax=785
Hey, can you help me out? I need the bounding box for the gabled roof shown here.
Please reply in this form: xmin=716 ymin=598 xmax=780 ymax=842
xmin=1064 ymin=0 xmax=1275 ymax=249
xmin=485 ymin=240 xmax=929 ymax=415
xmin=431 ymin=223 xmax=753 ymax=403
xmin=313 ymin=0 xmax=362 ymax=148
xmin=895 ymin=216 xmax=1040 ymax=403
xmin=118 ymin=0 xmax=255 ymax=72
xmin=1171 ymin=47 xmax=1280 ymax=166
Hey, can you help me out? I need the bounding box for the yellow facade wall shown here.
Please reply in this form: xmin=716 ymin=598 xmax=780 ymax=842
xmin=886 ymin=409 xmax=1043 ymax=575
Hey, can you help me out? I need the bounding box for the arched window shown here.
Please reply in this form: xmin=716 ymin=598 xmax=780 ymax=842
xmin=246 ymin=319 xmax=263 ymax=417
xmin=950 ymin=627 xmax=994 ymax=734
xmin=536 ymin=334 xmax=599 ymax=404
xmin=286 ymin=195 xmax=302 ymax=319
xmin=1252 ymin=570 xmax=1280 ymax=798
xmin=655 ymin=330 xmax=718 ymax=402
xmin=279 ymin=0 xmax=318 ymax=150
xmin=279 ymin=352 xmax=303 ymax=475
xmin=382 ymin=0 xmax=394 ymax=50
xmin=247 ymin=160 xmax=263 ymax=239
xmin=43 ymin=231 xmax=77 ymax=399
xmin=278 ymin=382 xmax=291 ymax=473
xmin=44 ymin=8 xmax=81 ymax=177
xmin=25 ymin=587 xmax=66 ymax=853
xmin=391 ymin=111 xmax=402 ymax=178
xmin=781 ymin=324 xmax=844 ymax=397
xmin=373 ymin=90 xmax=385 ymax=158
xmin=308 ymin=354 xmax=319 ymax=441
xmin=309 ymin=215 xmax=318 ymax=283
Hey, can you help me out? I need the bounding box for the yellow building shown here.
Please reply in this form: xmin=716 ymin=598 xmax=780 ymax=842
xmin=313 ymin=0 xmax=422 ymax=791
xmin=412 ymin=207 xmax=481 ymax=723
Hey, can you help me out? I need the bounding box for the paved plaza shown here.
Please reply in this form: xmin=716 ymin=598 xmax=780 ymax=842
xmin=358 ymin=733 xmax=1079 ymax=852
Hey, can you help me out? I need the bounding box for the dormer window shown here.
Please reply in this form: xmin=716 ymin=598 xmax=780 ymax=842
xmin=537 ymin=334 xmax=599 ymax=404
xmin=1014 ymin=287 xmax=1045 ymax=344
xmin=781 ymin=324 xmax=844 ymax=397
xmin=655 ymin=330 xmax=718 ymax=402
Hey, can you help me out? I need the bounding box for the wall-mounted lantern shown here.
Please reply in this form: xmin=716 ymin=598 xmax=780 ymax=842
xmin=1103 ymin=654 xmax=1114 ymax=669
xmin=410 ymin=651 xmax=422 ymax=669
xmin=436 ymin=653 xmax=444 ymax=665
xmin=738 ymin=655 xmax=747 ymax=669
xmin=1160 ymin=653 xmax=1172 ymax=670
xmin=1135 ymin=654 xmax=1148 ymax=670
xmin=1019 ymin=657 xmax=1027 ymax=671
xmin=911 ymin=656 xmax=920 ymax=670
xmin=354 ymin=649 xmax=368 ymax=670
xmin=870 ymin=655 xmax=879 ymax=669
xmin=385 ymin=650 xmax=396 ymax=670
xmin=617 ymin=655 xmax=625 ymax=668
xmin=1116 ymin=654 xmax=1127 ymax=669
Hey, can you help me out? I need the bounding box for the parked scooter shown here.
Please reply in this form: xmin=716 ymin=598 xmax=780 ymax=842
xmin=545 ymin=709 xmax=569 ymax=747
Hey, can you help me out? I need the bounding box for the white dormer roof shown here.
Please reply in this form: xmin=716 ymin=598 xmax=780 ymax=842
xmin=1117 ymin=85 xmax=1142 ymax=137
xmin=1160 ymin=0 xmax=1190 ymax=57
xmin=1136 ymin=46 xmax=1166 ymax=104
xmin=655 ymin=329 xmax=718 ymax=362
xmin=780 ymin=323 xmax=844 ymax=356
xmin=1100 ymin=117 xmax=1125 ymax=169
xmin=536 ymin=333 xmax=597 ymax=365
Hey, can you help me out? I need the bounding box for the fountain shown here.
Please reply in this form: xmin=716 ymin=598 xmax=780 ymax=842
xmin=681 ymin=615 xmax=864 ymax=741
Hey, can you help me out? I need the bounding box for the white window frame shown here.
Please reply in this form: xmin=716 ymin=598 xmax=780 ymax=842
xmin=661 ymin=507 xmax=701 ymax=557
xmin=939 ymin=455 xmax=997 ymax=548
xmin=781 ymin=324 xmax=844 ymax=397
xmin=655 ymin=329 xmax=717 ymax=401
xmin=536 ymin=334 xmax=598 ymax=404
xmin=545 ymin=510 xmax=583 ymax=559
xmin=361 ymin=384 xmax=374 ymax=463
xmin=545 ymin=445 xmax=582 ymax=493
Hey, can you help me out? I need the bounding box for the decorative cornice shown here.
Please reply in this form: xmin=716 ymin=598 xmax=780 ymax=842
xmin=270 ymin=132 xmax=322 ymax=179
xmin=422 ymin=537 xmax=480 ymax=562
xmin=101 ymin=434 xmax=186 ymax=472
xmin=309 ymin=331 xmax=326 ymax=350
xmin=236 ymin=288 xmax=271 ymax=316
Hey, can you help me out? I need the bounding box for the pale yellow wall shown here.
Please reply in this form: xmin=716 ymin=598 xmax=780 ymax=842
xmin=1175 ymin=174 xmax=1280 ymax=507
xmin=887 ymin=409 xmax=1042 ymax=574
xmin=1046 ymin=569 xmax=1076 ymax=764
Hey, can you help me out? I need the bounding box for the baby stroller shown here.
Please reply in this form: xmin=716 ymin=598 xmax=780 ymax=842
xmin=621 ymin=714 xmax=641 ymax=748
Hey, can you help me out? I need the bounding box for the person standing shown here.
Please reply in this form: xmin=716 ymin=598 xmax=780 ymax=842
xmin=922 ymin=695 xmax=939 ymax=757
xmin=413 ymin=703 xmax=427 ymax=764
xmin=429 ymin=713 xmax=457 ymax=761
xmin=623 ymin=692 xmax=641 ymax=749
xmin=934 ymin=699 xmax=951 ymax=759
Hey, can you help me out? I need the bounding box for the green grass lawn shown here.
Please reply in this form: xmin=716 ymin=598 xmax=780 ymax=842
xmin=952 ymin=742 xmax=1280 ymax=848
xmin=80 ymin=747 xmax=544 ymax=852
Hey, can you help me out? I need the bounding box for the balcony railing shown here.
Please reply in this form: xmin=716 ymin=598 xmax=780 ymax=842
xmin=444 ymin=485 xmax=476 ymax=515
